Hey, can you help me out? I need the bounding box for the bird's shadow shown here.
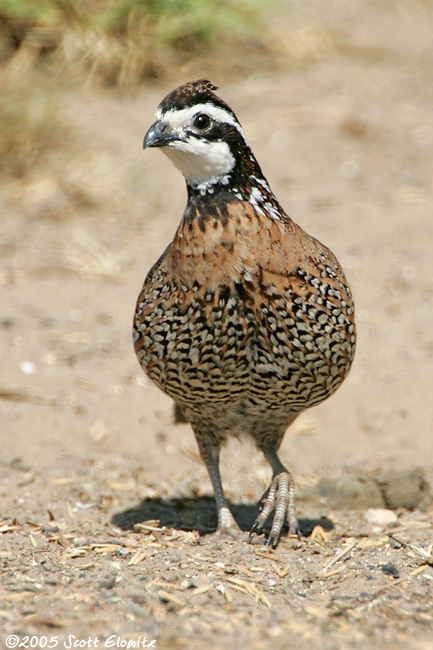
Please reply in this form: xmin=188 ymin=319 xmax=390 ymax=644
xmin=112 ymin=495 xmax=333 ymax=540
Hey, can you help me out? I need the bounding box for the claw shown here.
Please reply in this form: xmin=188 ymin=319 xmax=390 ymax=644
xmin=266 ymin=533 xmax=279 ymax=549
xmin=248 ymin=522 xmax=263 ymax=544
xmin=249 ymin=470 xmax=300 ymax=548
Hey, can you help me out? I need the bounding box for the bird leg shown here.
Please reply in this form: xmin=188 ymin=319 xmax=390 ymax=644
xmin=250 ymin=447 xmax=300 ymax=548
xmin=200 ymin=447 xmax=241 ymax=538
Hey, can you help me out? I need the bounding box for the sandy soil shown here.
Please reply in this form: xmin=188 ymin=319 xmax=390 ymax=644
xmin=1 ymin=1 xmax=433 ymax=648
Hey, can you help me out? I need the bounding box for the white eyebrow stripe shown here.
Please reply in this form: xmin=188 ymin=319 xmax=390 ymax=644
xmin=157 ymin=103 xmax=248 ymax=142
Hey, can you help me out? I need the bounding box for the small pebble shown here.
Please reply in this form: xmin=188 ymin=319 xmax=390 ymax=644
xmin=131 ymin=593 xmax=147 ymax=605
xmin=365 ymin=508 xmax=398 ymax=528
xmin=127 ymin=603 xmax=148 ymax=619
xmin=99 ymin=576 xmax=117 ymax=589
xmin=381 ymin=563 xmax=400 ymax=579
xmin=19 ymin=361 xmax=36 ymax=374
xmin=43 ymin=526 xmax=60 ymax=535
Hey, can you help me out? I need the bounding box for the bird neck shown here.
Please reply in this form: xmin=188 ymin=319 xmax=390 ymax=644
xmin=185 ymin=153 xmax=288 ymax=227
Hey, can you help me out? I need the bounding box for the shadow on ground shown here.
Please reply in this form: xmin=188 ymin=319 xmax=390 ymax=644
xmin=112 ymin=496 xmax=334 ymax=539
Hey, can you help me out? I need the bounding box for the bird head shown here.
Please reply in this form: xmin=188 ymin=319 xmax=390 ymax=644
xmin=143 ymin=80 xmax=253 ymax=192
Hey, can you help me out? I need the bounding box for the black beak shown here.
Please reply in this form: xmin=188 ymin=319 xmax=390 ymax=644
xmin=143 ymin=121 xmax=177 ymax=149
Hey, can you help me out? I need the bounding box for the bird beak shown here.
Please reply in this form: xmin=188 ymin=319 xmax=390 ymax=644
xmin=143 ymin=121 xmax=178 ymax=149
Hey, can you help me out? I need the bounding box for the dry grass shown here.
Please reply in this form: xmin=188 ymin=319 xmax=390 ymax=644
xmin=0 ymin=0 xmax=270 ymax=87
xmin=0 ymin=0 xmax=272 ymax=181
xmin=0 ymin=46 xmax=66 ymax=177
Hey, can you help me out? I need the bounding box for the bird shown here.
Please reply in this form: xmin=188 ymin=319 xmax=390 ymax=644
xmin=133 ymin=80 xmax=356 ymax=547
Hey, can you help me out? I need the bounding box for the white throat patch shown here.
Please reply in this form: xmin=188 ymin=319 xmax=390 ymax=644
xmin=162 ymin=140 xmax=235 ymax=190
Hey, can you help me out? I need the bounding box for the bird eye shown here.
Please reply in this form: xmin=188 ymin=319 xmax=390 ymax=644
xmin=193 ymin=114 xmax=211 ymax=130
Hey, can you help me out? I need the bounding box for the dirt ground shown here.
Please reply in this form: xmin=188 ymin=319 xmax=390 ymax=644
xmin=1 ymin=1 xmax=433 ymax=648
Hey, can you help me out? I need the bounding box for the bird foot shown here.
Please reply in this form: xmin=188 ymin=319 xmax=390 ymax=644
xmin=211 ymin=505 xmax=243 ymax=541
xmin=212 ymin=525 xmax=244 ymax=542
xmin=249 ymin=471 xmax=301 ymax=548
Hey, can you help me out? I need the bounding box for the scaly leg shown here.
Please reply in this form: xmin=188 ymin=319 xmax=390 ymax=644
xmin=199 ymin=445 xmax=241 ymax=537
xmin=250 ymin=447 xmax=300 ymax=548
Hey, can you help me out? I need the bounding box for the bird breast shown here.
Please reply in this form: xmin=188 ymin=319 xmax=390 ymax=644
xmin=133 ymin=199 xmax=356 ymax=412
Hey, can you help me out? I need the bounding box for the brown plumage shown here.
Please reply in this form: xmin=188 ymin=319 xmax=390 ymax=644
xmin=134 ymin=80 xmax=356 ymax=547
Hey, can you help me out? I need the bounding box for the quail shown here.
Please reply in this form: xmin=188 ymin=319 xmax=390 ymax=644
xmin=134 ymin=80 xmax=356 ymax=547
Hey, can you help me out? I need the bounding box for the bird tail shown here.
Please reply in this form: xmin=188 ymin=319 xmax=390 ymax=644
xmin=173 ymin=402 xmax=189 ymax=424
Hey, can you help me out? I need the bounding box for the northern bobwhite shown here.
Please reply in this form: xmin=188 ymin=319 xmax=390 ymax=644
xmin=134 ymin=80 xmax=356 ymax=547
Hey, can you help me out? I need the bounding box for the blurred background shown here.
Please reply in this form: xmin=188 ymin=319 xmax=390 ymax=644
xmin=1 ymin=0 xmax=433 ymax=508
xmin=1 ymin=1 xmax=433 ymax=641
xmin=0 ymin=0 xmax=341 ymax=206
